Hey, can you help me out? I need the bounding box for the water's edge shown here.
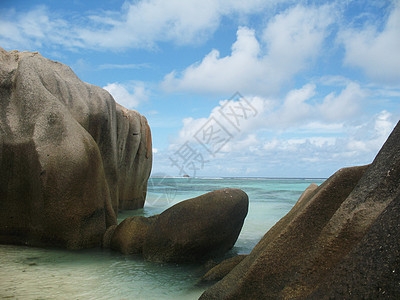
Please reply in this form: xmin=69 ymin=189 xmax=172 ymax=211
xmin=0 ymin=177 xmax=325 ymax=299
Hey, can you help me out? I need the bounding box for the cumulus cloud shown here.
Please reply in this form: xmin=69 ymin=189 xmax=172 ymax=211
xmin=162 ymin=27 xmax=262 ymax=94
xmin=0 ymin=0 xmax=289 ymax=51
xmin=318 ymin=82 xmax=365 ymax=121
xmin=0 ymin=6 xmax=74 ymax=50
xmin=170 ymin=93 xmax=268 ymax=153
xmin=260 ymin=4 xmax=334 ymax=78
xmin=103 ymin=82 xmax=149 ymax=108
xmin=269 ymin=83 xmax=315 ymax=128
xmin=346 ymin=110 xmax=396 ymax=154
xmin=172 ymin=81 xmax=367 ymax=150
xmin=168 ymin=81 xmax=398 ymax=177
xmin=162 ymin=4 xmax=334 ymax=96
xmin=340 ymin=1 xmax=400 ymax=85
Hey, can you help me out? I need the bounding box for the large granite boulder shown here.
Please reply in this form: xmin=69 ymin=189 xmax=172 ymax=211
xmin=201 ymin=121 xmax=400 ymax=299
xmin=0 ymin=48 xmax=152 ymax=249
xmin=143 ymin=188 xmax=248 ymax=263
xmin=110 ymin=216 xmax=155 ymax=254
xmin=310 ymin=193 xmax=400 ymax=299
xmin=109 ymin=189 xmax=248 ymax=262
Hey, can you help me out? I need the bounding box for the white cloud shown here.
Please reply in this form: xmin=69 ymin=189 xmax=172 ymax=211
xmin=0 ymin=6 xmax=73 ymax=50
xmin=0 ymin=0 xmax=291 ymax=51
xmin=319 ymin=75 xmax=354 ymax=87
xmin=103 ymin=82 xmax=149 ymax=108
xmin=171 ymin=81 xmax=368 ymax=154
xmin=162 ymin=4 xmax=334 ymax=96
xmin=220 ymin=134 xmax=259 ymax=153
xmin=369 ymin=110 xmax=396 ymax=150
xmin=162 ymin=27 xmax=263 ymax=94
xmin=269 ymin=83 xmax=315 ymax=128
xmin=170 ymin=94 xmax=268 ymax=155
xmin=175 ymin=117 xmax=208 ymax=145
xmin=98 ymin=63 xmax=150 ymax=70
xmin=340 ymin=2 xmax=400 ymax=85
xmin=301 ymin=122 xmax=344 ymax=132
xmin=346 ymin=110 xmax=396 ymax=154
xmin=263 ymin=139 xmax=279 ymax=151
xmin=261 ymin=4 xmax=334 ymax=77
xmin=167 ymin=80 xmax=399 ymax=177
xmin=318 ymin=82 xmax=365 ymax=121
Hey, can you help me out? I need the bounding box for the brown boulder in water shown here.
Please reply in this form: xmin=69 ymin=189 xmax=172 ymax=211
xmin=110 ymin=216 xmax=155 ymax=255
xmin=142 ymin=188 xmax=249 ymax=263
xmin=0 ymin=48 xmax=152 ymax=249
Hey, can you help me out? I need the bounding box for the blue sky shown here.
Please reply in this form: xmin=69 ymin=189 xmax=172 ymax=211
xmin=1 ymin=0 xmax=399 ymax=178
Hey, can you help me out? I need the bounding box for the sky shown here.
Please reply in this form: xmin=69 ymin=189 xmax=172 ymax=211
xmin=1 ymin=0 xmax=399 ymax=178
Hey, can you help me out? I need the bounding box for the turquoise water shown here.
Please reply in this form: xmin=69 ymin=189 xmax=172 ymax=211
xmin=0 ymin=177 xmax=325 ymax=299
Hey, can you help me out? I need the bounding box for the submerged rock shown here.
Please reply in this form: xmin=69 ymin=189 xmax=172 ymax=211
xmin=0 ymin=48 xmax=152 ymax=249
xmin=201 ymin=121 xmax=400 ymax=299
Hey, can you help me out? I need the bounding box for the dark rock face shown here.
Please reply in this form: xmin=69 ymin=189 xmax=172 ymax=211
xmin=110 ymin=216 xmax=154 ymax=255
xmin=143 ymin=188 xmax=248 ymax=263
xmin=201 ymin=255 xmax=247 ymax=283
xmin=201 ymin=121 xmax=400 ymax=299
xmin=102 ymin=225 xmax=117 ymax=249
xmin=310 ymin=193 xmax=400 ymax=299
xmin=108 ymin=189 xmax=248 ymax=263
xmin=0 ymin=48 xmax=152 ymax=249
xmin=200 ymin=165 xmax=369 ymax=299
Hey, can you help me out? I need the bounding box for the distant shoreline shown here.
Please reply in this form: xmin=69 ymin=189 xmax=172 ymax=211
xmin=149 ymin=176 xmax=328 ymax=180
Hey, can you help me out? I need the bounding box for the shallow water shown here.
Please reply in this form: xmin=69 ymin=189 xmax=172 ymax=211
xmin=0 ymin=177 xmax=325 ymax=299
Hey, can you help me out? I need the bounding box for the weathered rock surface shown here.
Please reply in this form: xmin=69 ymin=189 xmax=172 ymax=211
xmin=201 ymin=255 xmax=247 ymax=282
xmin=310 ymin=193 xmax=400 ymax=299
xmin=102 ymin=225 xmax=117 ymax=249
xmin=297 ymin=182 xmax=318 ymax=204
xmin=122 ymin=188 xmax=248 ymax=263
xmin=110 ymin=216 xmax=155 ymax=254
xmin=108 ymin=189 xmax=248 ymax=262
xmin=0 ymin=48 xmax=152 ymax=249
xmin=201 ymin=121 xmax=400 ymax=299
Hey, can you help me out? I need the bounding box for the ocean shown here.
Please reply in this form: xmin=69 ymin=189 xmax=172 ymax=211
xmin=0 ymin=177 xmax=325 ymax=299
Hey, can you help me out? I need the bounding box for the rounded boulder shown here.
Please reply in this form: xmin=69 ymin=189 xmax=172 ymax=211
xmin=143 ymin=188 xmax=248 ymax=263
